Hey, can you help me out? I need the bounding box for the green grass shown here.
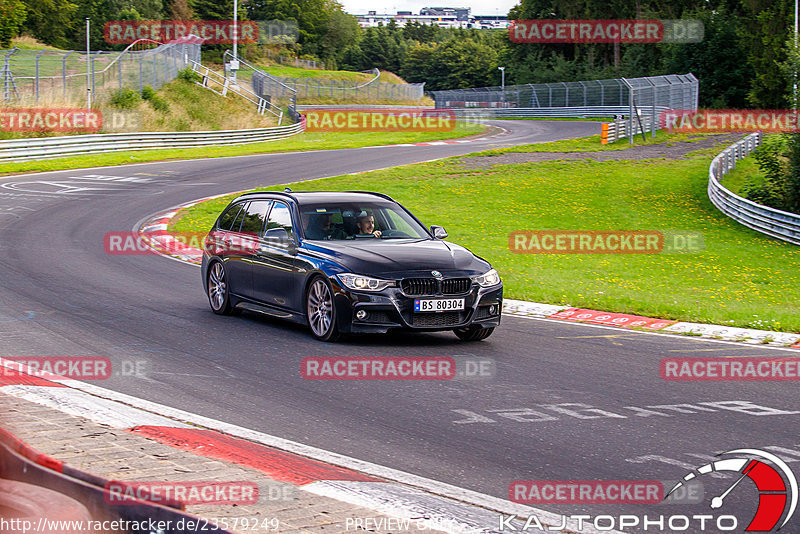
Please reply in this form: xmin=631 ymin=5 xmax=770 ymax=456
xmin=719 ymin=156 xmax=763 ymax=195
xmin=261 ymin=65 xmax=375 ymax=81
xmin=496 ymin=117 xmax=614 ymax=122
xmin=472 ymin=130 xmax=705 ymax=155
xmin=0 ymin=121 xmax=486 ymax=175
xmin=172 ymin=133 xmax=800 ymax=334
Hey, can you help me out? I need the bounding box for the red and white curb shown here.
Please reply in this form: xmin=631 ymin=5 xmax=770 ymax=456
xmin=503 ymin=300 xmax=800 ymax=348
xmin=0 ymin=359 xmax=613 ymax=534
xmin=137 ymin=200 xmax=800 ymax=350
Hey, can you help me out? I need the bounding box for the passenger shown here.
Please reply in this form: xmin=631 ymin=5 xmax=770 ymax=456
xmin=305 ymin=213 xmax=345 ymax=240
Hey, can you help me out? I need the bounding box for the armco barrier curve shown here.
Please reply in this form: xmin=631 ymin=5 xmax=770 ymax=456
xmin=0 ymin=121 xmax=304 ymax=162
xmin=0 ymin=427 xmax=231 ymax=534
xmin=709 ymin=132 xmax=800 ymax=246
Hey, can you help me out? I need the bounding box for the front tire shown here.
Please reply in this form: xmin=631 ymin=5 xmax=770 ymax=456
xmin=306 ymin=276 xmax=340 ymax=342
xmin=207 ymin=261 xmax=235 ymax=315
xmin=454 ymin=325 xmax=494 ymax=341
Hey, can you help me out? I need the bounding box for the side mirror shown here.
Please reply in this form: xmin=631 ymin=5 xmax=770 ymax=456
xmin=430 ymin=225 xmax=448 ymax=239
xmin=264 ymin=227 xmax=289 ymax=242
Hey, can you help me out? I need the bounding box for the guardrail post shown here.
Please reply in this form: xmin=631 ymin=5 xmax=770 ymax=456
xmin=91 ymin=51 xmax=97 ymax=102
xmin=35 ymin=50 xmax=46 ymax=102
xmin=62 ymin=51 xmax=72 ymax=98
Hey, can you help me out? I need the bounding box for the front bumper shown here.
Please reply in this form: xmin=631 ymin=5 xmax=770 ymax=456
xmin=331 ymin=279 xmax=503 ymax=334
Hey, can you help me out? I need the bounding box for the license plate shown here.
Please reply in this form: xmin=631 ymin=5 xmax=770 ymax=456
xmin=414 ymin=298 xmax=465 ymax=312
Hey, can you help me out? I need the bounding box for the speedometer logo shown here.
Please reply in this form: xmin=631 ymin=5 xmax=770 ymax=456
xmin=666 ymin=449 xmax=798 ymax=531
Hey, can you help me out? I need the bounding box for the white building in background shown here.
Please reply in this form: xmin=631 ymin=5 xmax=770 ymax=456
xmin=353 ymin=7 xmax=509 ymax=29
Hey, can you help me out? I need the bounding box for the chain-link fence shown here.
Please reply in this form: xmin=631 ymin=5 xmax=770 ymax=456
xmin=2 ymin=40 xmax=201 ymax=105
xmin=430 ymin=74 xmax=698 ymax=111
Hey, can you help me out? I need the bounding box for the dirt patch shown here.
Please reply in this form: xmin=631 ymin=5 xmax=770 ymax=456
xmin=460 ymin=133 xmax=744 ymax=168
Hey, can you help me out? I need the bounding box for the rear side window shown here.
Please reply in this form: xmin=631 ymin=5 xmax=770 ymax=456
xmin=240 ymin=200 xmax=272 ymax=235
xmin=217 ymin=203 xmax=245 ymax=231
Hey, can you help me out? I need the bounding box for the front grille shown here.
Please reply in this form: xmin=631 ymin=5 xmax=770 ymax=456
xmin=401 ymin=278 xmax=437 ymax=296
xmin=441 ymin=278 xmax=471 ymax=295
xmin=401 ymin=277 xmax=472 ymax=296
xmin=412 ymin=311 xmax=464 ymax=327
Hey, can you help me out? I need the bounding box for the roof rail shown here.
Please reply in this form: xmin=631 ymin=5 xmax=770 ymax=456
xmin=236 ymin=191 xmax=296 ymax=200
xmin=343 ymin=191 xmax=395 ymax=201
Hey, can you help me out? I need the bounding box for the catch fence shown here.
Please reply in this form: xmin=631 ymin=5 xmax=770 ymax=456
xmin=1 ymin=39 xmax=201 ymax=105
xmin=431 ymin=73 xmax=698 ymax=141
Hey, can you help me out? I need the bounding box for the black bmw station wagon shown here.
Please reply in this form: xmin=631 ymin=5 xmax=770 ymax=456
xmin=201 ymin=191 xmax=502 ymax=341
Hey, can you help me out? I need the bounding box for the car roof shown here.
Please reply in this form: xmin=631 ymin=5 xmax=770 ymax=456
xmin=235 ymin=191 xmax=395 ymax=206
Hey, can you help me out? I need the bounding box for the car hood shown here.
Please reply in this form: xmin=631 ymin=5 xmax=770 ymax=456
xmin=303 ymin=238 xmax=490 ymax=277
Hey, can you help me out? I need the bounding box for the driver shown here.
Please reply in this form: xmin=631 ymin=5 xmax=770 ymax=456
xmin=356 ymin=213 xmax=381 ymax=237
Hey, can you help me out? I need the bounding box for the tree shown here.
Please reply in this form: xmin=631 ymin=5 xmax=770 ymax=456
xmin=664 ymin=8 xmax=754 ymax=107
xmin=738 ymin=0 xmax=792 ymax=108
xmin=400 ymin=41 xmax=437 ymax=84
xmin=193 ymin=0 xmax=232 ymax=20
xmin=0 ymin=0 xmax=26 ymax=48
xmin=20 ymin=0 xmax=78 ymax=49
xmin=166 ymin=0 xmax=193 ymax=19
xmin=317 ymin=3 xmax=360 ymax=65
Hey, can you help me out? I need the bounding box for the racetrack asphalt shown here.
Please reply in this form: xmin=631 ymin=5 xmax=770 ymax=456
xmin=1 ymin=120 xmax=798 ymax=532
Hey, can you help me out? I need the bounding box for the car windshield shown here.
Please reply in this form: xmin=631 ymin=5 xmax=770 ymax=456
xmin=301 ymin=202 xmax=430 ymax=241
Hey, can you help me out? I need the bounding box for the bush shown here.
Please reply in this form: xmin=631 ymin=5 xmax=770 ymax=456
xmin=110 ymin=88 xmax=141 ymax=109
xmin=141 ymin=85 xmax=156 ymax=100
xmin=744 ymin=134 xmax=800 ymax=214
xmin=177 ymin=67 xmax=201 ymax=83
xmin=141 ymin=85 xmax=170 ymax=112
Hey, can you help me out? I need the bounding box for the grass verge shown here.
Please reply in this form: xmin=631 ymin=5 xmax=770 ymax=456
xmin=171 ymin=132 xmax=800 ymax=333
xmin=0 ymin=121 xmax=487 ymax=176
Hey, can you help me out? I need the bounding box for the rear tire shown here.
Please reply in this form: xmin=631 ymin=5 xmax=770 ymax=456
xmin=454 ymin=325 xmax=494 ymax=341
xmin=207 ymin=261 xmax=235 ymax=315
xmin=306 ymin=276 xmax=340 ymax=342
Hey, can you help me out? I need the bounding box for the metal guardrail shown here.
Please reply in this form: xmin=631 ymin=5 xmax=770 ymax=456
xmin=709 ymin=132 xmax=800 ymax=245
xmin=0 ymin=121 xmax=304 ymax=162
xmin=600 ymin=112 xmax=670 ymax=143
xmin=294 ymin=105 xmax=634 ymax=118
xmin=189 ymin=60 xmax=284 ymax=122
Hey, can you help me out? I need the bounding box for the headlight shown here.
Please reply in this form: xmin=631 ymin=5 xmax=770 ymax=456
xmin=473 ymin=268 xmax=501 ymax=287
xmin=337 ymin=273 xmax=394 ymax=291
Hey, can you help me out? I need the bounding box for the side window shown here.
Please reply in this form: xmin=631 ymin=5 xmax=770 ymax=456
xmin=240 ymin=200 xmax=272 ymax=236
xmin=265 ymin=202 xmax=294 ymax=239
xmin=217 ymin=203 xmax=245 ymax=231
